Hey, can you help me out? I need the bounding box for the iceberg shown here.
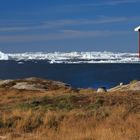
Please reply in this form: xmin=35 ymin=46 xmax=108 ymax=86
xmin=0 ymin=51 xmax=9 ymax=60
xmin=0 ymin=51 xmax=140 ymax=63
xmin=7 ymin=51 xmax=140 ymax=63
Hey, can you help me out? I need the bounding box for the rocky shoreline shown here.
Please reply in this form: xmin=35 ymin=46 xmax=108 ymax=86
xmin=0 ymin=77 xmax=140 ymax=93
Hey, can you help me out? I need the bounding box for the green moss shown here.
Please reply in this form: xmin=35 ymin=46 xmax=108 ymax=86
xmin=16 ymin=103 xmax=39 ymax=110
xmin=16 ymin=95 xmax=80 ymax=111
xmin=16 ymin=95 xmax=106 ymax=112
xmin=130 ymin=80 xmax=138 ymax=84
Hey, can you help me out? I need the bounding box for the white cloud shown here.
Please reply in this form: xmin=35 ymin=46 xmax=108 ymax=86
xmin=44 ymin=17 xmax=127 ymax=28
xmin=68 ymin=0 xmax=140 ymax=7
xmin=0 ymin=16 xmax=137 ymax=32
xmin=105 ymin=0 xmax=140 ymax=6
xmin=0 ymin=30 xmax=131 ymax=42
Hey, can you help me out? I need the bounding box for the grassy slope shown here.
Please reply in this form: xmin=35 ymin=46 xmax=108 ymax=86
xmin=0 ymin=88 xmax=140 ymax=140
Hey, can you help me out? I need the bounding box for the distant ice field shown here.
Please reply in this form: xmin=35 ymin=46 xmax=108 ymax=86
xmin=0 ymin=51 xmax=140 ymax=63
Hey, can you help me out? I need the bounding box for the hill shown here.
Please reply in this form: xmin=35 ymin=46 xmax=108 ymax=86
xmin=0 ymin=78 xmax=140 ymax=140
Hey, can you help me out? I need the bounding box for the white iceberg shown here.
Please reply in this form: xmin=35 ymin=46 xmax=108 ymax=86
xmin=0 ymin=51 xmax=9 ymax=60
xmin=0 ymin=50 xmax=140 ymax=63
xmin=7 ymin=51 xmax=140 ymax=63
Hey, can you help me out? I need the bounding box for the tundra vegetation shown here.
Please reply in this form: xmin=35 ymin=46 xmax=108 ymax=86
xmin=0 ymin=78 xmax=139 ymax=140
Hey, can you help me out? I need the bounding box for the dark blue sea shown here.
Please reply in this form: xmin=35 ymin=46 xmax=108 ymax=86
xmin=0 ymin=60 xmax=140 ymax=89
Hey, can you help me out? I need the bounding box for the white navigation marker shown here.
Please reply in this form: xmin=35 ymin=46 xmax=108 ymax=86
xmin=134 ymin=25 xmax=140 ymax=58
xmin=134 ymin=26 xmax=140 ymax=31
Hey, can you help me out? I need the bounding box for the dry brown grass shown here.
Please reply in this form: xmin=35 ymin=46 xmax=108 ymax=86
xmin=0 ymin=87 xmax=140 ymax=140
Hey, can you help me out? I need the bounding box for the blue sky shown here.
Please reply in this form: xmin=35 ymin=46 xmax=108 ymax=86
xmin=0 ymin=0 xmax=140 ymax=53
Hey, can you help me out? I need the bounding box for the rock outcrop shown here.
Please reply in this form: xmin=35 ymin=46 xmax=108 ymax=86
xmin=0 ymin=77 xmax=70 ymax=91
xmin=109 ymin=81 xmax=140 ymax=92
xmin=0 ymin=80 xmax=13 ymax=86
xmin=1 ymin=77 xmax=140 ymax=92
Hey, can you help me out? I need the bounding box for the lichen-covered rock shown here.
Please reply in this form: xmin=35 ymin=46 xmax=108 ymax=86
xmin=0 ymin=80 xmax=13 ymax=87
xmin=12 ymin=82 xmax=48 ymax=91
xmin=0 ymin=77 xmax=70 ymax=91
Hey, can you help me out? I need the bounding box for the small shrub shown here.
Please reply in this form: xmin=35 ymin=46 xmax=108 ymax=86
xmin=44 ymin=112 xmax=65 ymax=130
xmin=0 ymin=119 xmax=4 ymax=128
xmin=47 ymin=115 xmax=59 ymax=130
xmin=86 ymin=98 xmax=104 ymax=110
xmin=17 ymin=103 xmax=38 ymax=110
xmin=15 ymin=110 xmax=44 ymax=132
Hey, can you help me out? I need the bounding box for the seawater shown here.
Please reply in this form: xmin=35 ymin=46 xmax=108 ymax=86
xmin=0 ymin=60 xmax=140 ymax=89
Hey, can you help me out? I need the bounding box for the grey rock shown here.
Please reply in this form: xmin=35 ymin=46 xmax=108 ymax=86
xmin=109 ymin=81 xmax=140 ymax=92
xmin=51 ymin=81 xmax=70 ymax=87
xmin=97 ymin=87 xmax=107 ymax=93
xmin=0 ymin=80 xmax=13 ymax=86
xmin=0 ymin=77 xmax=70 ymax=91
xmin=13 ymin=82 xmax=47 ymax=91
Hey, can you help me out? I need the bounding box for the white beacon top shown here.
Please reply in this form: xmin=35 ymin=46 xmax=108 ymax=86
xmin=134 ymin=26 xmax=140 ymax=31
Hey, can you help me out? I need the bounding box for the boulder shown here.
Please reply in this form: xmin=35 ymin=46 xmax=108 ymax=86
xmin=97 ymin=87 xmax=107 ymax=93
xmin=120 ymin=82 xmax=123 ymax=86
